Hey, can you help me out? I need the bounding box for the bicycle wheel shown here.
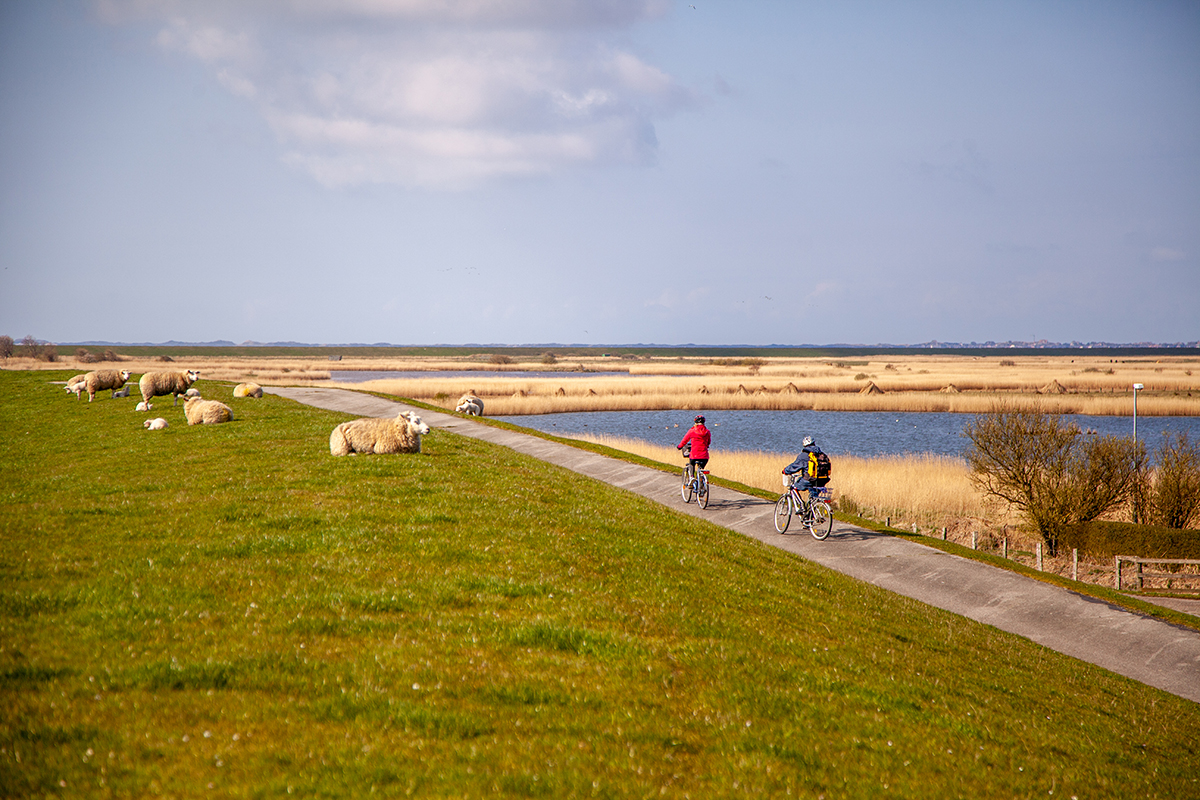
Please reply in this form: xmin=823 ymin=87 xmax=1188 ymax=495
xmin=697 ymin=474 xmax=709 ymax=509
xmin=773 ymin=494 xmax=792 ymax=533
xmin=681 ymin=470 xmax=695 ymax=504
xmin=808 ymin=501 xmax=833 ymax=540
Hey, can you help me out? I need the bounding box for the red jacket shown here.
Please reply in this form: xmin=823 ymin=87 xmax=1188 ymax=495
xmin=678 ymin=425 xmax=711 ymax=460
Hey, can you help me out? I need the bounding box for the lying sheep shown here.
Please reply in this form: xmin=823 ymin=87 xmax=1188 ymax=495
xmin=183 ymin=397 xmax=233 ymax=425
xmin=143 ymin=418 xmax=168 ymax=430
xmin=112 ymin=385 xmax=130 ymax=398
xmin=135 ymin=401 xmax=153 ymax=412
xmin=84 ymin=370 xmax=133 ymax=402
xmin=455 ymin=394 xmax=484 ymax=416
xmin=185 ymin=388 xmax=201 ymax=398
xmin=139 ymin=370 xmax=200 ymax=406
xmin=330 ymin=411 xmax=430 ymax=456
xmin=233 ymin=382 xmax=263 ymax=398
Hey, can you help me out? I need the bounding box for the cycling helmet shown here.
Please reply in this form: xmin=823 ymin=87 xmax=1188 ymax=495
xmin=802 ymin=436 xmax=814 ymax=447
xmin=694 ymin=415 xmax=705 ymax=424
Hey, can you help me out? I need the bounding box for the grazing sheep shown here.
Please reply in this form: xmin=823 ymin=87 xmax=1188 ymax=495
xmin=330 ymin=411 xmax=430 ymax=456
xmin=65 ymin=375 xmax=87 ymax=398
xmin=455 ymin=393 xmax=484 ymax=416
xmin=139 ymin=370 xmax=200 ymax=406
xmin=83 ymin=370 xmax=132 ymax=402
xmin=135 ymin=401 xmax=153 ymax=412
xmin=143 ymin=417 xmax=168 ymax=430
xmin=183 ymin=397 xmax=233 ymax=425
xmin=233 ymin=382 xmax=263 ymax=398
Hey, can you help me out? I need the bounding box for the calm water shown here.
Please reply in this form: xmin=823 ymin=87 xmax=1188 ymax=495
xmin=493 ymin=409 xmax=1200 ymax=459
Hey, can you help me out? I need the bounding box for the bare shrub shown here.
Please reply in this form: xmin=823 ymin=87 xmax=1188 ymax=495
xmin=157 ymin=355 xmax=174 ymax=362
xmin=541 ymin=352 xmax=557 ymax=365
xmin=1149 ymin=433 xmax=1200 ymax=529
xmin=489 ymin=354 xmax=513 ymax=365
xmin=38 ymin=344 xmax=58 ymax=363
xmin=0 ymin=335 xmax=12 ymax=359
xmin=102 ymin=349 xmax=120 ymax=362
xmin=75 ymin=348 xmax=98 ymax=364
xmin=20 ymin=335 xmax=42 ymax=359
xmin=964 ymin=406 xmax=1145 ymax=555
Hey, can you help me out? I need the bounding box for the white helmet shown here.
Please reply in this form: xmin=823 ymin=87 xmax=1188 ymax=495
xmin=802 ymin=436 xmax=814 ymax=447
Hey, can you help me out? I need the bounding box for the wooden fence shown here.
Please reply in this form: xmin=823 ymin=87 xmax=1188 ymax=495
xmin=1114 ymin=557 xmax=1200 ymax=593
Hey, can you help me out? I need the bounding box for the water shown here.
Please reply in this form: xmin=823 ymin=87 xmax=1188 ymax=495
xmin=493 ymin=409 xmax=1200 ymax=459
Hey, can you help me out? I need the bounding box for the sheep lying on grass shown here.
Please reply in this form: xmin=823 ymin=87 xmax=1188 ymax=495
xmin=330 ymin=411 xmax=430 ymax=456
xmin=183 ymin=397 xmax=233 ymax=426
xmin=143 ymin=418 xmax=168 ymax=430
xmin=185 ymin=388 xmax=200 ymax=398
xmin=139 ymin=370 xmax=200 ymax=406
xmin=84 ymin=370 xmax=133 ymax=402
xmin=233 ymin=382 xmax=263 ymax=398
xmin=455 ymin=394 xmax=484 ymax=416
xmin=135 ymin=401 xmax=153 ymax=412
xmin=112 ymin=385 xmax=130 ymax=398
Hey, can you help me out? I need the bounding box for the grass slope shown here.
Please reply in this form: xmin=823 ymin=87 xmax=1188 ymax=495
xmin=2 ymin=370 xmax=1197 ymax=798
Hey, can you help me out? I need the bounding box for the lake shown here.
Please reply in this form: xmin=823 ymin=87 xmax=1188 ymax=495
xmin=492 ymin=409 xmax=1200 ymax=459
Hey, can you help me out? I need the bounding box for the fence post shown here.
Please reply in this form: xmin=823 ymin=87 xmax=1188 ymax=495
xmin=886 ymin=516 xmax=890 ymax=528
xmin=1036 ymin=542 xmax=1043 ymax=571
xmin=941 ymin=527 xmax=946 ymax=540
xmin=1002 ymin=538 xmax=1008 ymax=559
xmin=971 ymin=531 xmax=977 ymax=550
xmin=912 ymin=523 xmax=918 ymax=534
xmin=1115 ymin=556 xmax=1121 ymax=590
xmin=1137 ymin=561 xmax=1143 ymax=591
xmin=1072 ymin=549 xmax=1078 ymax=582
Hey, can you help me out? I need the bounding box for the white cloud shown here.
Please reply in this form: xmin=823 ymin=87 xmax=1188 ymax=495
xmin=100 ymin=0 xmax=688 ymax=188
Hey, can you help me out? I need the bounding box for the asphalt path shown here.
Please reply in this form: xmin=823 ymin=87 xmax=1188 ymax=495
xmin=269 ymin=386 xmax=1200 ymax=704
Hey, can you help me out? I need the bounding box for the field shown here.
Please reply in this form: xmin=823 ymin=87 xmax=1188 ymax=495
xmin=8 ymin=349 xmax=1200 ymax=416
xmin=2 ymin=369 xmax=1199 ymax=798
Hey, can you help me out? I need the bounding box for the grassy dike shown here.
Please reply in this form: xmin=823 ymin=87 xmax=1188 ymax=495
xmin=1 ymin=371 xmax=1197 ymax=798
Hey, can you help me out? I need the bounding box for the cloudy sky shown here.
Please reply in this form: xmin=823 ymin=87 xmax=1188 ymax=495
xmin=1 ymin=0 xmax=1197 ymax=346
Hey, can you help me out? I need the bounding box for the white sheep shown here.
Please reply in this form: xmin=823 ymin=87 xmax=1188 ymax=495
xmin=143 ymin=417 xmax=169 ymax=430
xmin=139 ymin=370 xmax=200 ymax=406
xmin=455 ymin=394 xmax=484 ymax=416
xmin=135 ymin=401 xmax=153 ymax=412
xmin=65 ymin=375 xmax=87 ymax=398
xmin=233 ymin=382 xmax=263 ymax=398
xmin=185 ymin=388 xmax=201 ymax=398
xmin=330 ymin=411 xmax=430 ymax=456
xmin=183 ymin=397 xmax=233 ymax=425
xmin=83 ymin=370 xmax=132 ymax=402
xmin=112 ymin=385 xmax=130 ymax=398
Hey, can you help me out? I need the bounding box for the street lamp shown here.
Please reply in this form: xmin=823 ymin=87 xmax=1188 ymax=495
xmin=1133 ymin=383 xmax=1143 ymax=441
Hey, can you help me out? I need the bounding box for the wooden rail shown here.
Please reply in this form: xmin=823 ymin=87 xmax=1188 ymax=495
xmin=1115 ymin=556 xmax=1200 ymax=592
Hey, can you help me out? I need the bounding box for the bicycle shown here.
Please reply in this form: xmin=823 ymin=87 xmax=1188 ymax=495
xmin=680 ymin=446 xmax=710 ymax=509
xmin=774 ymin=479 xmax=832 ymax=538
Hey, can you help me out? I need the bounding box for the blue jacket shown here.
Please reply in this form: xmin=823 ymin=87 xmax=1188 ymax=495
xmin=783 ymin=444 xmax=823 ymax=477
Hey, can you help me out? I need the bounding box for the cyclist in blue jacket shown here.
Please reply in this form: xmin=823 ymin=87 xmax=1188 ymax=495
xmin=782 ymin=436 xmax=823 ymax=494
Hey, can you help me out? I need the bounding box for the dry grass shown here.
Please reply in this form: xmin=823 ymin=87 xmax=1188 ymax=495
xmin=7 ymin=352 xmax=1199 ymax=416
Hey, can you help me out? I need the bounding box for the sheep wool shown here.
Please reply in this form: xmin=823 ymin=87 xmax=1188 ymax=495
xmin=233 ymin=382 xmax=263 ymax=398
xmin=455 ymin=394 xmax=484 ymax=416
xmin=83 ymin=370 xmax=132 ymax=402
xmin=65 ymin=375 xmax=87 ymax=398
xmin=143 ymin=418 xmax=169 ymax=430
xmin=184 ymin=397 xmax=233 ymax=426
xmin=330 ymin=411 xmax=430 ymax=456
xmin=135 ymin=401 xmax=153 ymax=412
xmin=139 ymin=370 xmax=200 ymax=406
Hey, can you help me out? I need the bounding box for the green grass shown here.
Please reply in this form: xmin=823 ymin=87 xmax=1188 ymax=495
xmin=2 ymin=370 xmax=1198 ymax=798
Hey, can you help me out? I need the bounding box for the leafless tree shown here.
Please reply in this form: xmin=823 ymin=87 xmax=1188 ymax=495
xmin=1150 ymin=433 xmax=1200 ymax=529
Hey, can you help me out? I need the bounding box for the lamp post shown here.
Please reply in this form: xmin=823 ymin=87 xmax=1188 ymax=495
xmin=1133 ymin=383 xmax=1143 ymax=441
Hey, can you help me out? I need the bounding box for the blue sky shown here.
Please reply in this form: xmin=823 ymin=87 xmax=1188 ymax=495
xmin=1 ymin=0 xmax=1197 ymax=346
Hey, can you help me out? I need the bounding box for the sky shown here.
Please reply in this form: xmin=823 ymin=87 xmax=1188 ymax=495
xmin=1 ymin=0 xmax=1197 ymax=347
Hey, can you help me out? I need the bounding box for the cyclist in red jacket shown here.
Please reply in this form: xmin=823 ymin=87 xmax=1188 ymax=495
xmin=677 ymin=415 xmax=711 ymax=479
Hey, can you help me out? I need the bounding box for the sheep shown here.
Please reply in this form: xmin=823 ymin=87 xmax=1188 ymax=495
xmin=455 ymin=394 xmax=484 ymax=416
xmin=143 ymin=417 xmax=168 ymax=430
xmin=183 ymin=397 xmax=233 ymax=425
xmin=135 ymin=401 xmax=153 ymax=412
xmin=83 ymin=370 xmax=132 ymax=402
xmin=139 ymin=370 xmax=200 ymax=406
xmin=112 ymin=385 xmax=130 ymax=398
xmin=65 ymin=375 xmax=87 ymax=399
xmin=233 ymin=382 xmax=263 ymax=398
xmin=330 ymin=411 xmax=430 ymax=456
xmin=185 ymin=388 xmax=201 ymax=398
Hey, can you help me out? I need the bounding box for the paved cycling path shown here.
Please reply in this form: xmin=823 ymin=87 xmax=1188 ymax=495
xmin=269 ymin=386 xmax=1200 ymax=704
